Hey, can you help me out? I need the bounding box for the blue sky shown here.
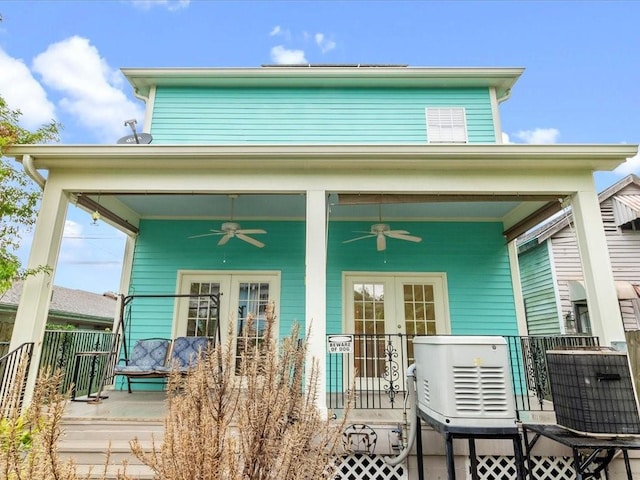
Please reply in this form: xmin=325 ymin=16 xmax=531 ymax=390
xmin=1 ymin=0 xmax=639 ymax=294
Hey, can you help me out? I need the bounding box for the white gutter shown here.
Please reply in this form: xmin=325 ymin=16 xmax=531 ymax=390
xmin=21 ymin=154 xmax=46 ymax=190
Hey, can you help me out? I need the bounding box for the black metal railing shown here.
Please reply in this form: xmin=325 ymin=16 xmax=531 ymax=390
xmin=0 ymin=342 xmax=34 ymax=417
xmin=38 ymin=330 xmax=120 ymax=397
xmin=327 ymin=333 xmax=414 ymax=410
xmin=506 ymin=334 xmax=599 ymax=418
xmin=326 ymin=333 xmax=599 ymax=417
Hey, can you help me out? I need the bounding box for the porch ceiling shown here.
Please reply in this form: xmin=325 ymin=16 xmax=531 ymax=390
xmin=103 ymin=192 xmax=529 ymax=221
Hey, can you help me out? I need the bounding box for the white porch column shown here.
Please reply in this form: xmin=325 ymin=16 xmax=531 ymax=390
xmin=571 ymin=189 xmax=625 ymax=346
xmin=9 ymin=179 xmax=69 ymax=404
xmin=507 ymin=241 xmax=528 ymax=336
xmin=305 ymin=190 xmax=327 ymax=412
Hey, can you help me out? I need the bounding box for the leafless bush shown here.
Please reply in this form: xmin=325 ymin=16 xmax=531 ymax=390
xmin=131 ymin=302 xmax=349 ymax=480
xmin=0 ymin=365 xmax=81 ymax=480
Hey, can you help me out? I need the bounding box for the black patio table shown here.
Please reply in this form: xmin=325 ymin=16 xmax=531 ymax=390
xmin=522 ymin=423 xmax=640 ymax=480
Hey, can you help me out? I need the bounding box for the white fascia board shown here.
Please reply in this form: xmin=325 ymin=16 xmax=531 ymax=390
xmin=7 ymin=144 xmax=638 ymax=173
xmin=121 ymin=66 xmax=525 ymax=99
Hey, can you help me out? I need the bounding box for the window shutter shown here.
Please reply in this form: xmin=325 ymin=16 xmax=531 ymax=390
xmin=426 ymin=107 xmax=468 ymax=143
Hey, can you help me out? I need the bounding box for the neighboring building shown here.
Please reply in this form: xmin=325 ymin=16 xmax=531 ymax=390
xmin=518 ymin=174 xmax=640 ymax=336
xmin=6 ymin=65 xmax=638 ymax=478
xmin=0 ymin=282 xmax=116 ymax=336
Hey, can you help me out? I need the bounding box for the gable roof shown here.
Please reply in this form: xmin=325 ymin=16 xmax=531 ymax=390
xmin=518 ymin=174 xmax=640 ymax=247
xmin=0 ymin=282 xmax=117 ymax=322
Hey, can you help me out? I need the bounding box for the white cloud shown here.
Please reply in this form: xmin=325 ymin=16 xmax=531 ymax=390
xmin=270 ymin=45 xmax=307 ymax=65
xmin=614 ymin=152 xmax=640 ymax=176
xmin=513 ymin=128 xmax=560 ymax=144
xmin=0 ymin=48 xmax=56 ymax=129
xmin=501 ymin=132 xmax=512 ymax=144
xmin=270 ymin=26 xmax=282 ymax=36
xmin=129 ymin=0 xmax=189 ymax=11
xmin=32 ymin=36 xmax=144 ymax=143
xmin=315 ymin=33 xmax=336 ymax=54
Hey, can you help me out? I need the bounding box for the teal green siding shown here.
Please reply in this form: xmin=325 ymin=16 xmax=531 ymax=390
xmin=127 ymin=219 xmax=306 ymax=343
xmin=127 ymin=220 xmax=517 ymax=343
xmin=328 ymin=221 xmax=518 ymax=336
xmin=518 ymin=242 xmax=561 ymax=334
xmin=150 ymin=87 xmax=495 ymax=144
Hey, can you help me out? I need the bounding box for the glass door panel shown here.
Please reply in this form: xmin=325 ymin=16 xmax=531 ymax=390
xmin=187 ymin=281 xmax=221 ymax=337
xmin=353 ymin=282 xmax=387 ymax=382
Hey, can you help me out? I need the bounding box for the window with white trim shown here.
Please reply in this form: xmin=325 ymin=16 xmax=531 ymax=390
xmin=425 ymin=107 xmax=468 ymax=143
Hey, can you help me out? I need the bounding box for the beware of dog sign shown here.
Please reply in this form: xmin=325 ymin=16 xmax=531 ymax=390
xmin=327 ymin=334 xmax=354 ymax=354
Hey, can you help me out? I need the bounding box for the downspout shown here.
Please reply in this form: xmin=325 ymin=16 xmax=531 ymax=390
xmin=21 ymin=154 xmax=46 ymax=190
xmin=497 ymin=88 xmax=512 ymax=104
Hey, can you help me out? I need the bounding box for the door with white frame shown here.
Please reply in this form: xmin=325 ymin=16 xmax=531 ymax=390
xmin=175 ymin=271 xmax=280 ymax=369
xmin=344 ymin=273 xmax=449 ymax=393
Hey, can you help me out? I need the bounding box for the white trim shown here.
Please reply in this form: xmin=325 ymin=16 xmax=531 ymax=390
xmin=173 ymin=270 xmax=281 ymax=341
xmin=341 ymin=271 xmax=450 ymax=335
xmin=507 ymin=241 xmax=528 ymax=336
xmin=546 ymin=240 xmax=566 ymax=334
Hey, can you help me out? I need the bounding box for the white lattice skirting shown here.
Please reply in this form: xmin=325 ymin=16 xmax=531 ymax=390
xmin=335 ymin=454 xmax=407 ymax=480
xmin=475 ymin=455 xmax=582 ymax=480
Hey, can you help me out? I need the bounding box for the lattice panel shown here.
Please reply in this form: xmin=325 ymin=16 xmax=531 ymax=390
xmin=475 ymin=456 xmax=580 ymax=480
xmin=334 ymin=454 xmax=406 ymax=480
xmin=529 ymin=456 xmax=577 ymax=480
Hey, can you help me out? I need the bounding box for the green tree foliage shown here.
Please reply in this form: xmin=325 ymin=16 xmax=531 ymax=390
xmin=0 ymin=95 xmax=61 ymax=294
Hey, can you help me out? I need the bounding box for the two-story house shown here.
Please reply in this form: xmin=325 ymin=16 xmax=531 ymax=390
xmin=7 ymin=65 xmax=638 ymax=479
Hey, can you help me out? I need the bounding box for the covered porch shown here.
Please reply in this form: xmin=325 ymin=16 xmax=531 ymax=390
xmin=5 ymin=143 xmax=636 ymax=410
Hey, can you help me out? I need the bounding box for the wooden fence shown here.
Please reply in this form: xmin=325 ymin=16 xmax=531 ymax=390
xmin=626 ymin=330 xmax=640 ymax=399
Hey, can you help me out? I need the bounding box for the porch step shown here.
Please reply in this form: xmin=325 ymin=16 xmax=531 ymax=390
xmin=58 ymin=419 xmax=163 ymax=479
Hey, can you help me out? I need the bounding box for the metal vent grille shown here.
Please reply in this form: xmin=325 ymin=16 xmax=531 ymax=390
xmin=453 ymin=365 xmax=509 ymax=415
xmin=423 ymin=378 xmax=430 ymax=404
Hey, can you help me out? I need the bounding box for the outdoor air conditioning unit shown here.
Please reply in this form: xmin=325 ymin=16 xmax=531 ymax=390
xmin=413 ymin=336 xmax=517 ymax=429
xmin=546 ymin=349 xmax=640 ymax=435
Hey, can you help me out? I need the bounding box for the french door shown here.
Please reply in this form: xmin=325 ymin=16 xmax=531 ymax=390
xmin=175 ymin=271 xmax=280 ymax=369
xmin=344 ymin=273 xmax=449 ymax=388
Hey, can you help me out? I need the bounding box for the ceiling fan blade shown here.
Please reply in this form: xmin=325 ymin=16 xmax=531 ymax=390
xmin=236 ymin=229 xmax=267 ymax=235
xmin=386 ymin=229 xmax=410 ymax=235
xmin=377 ymin=233 xmax=386 ymax=251
xmin=236 ymin=233 xmax=265 ymax=248
xmin=343 ymin=234 xmax=376 ymax=244
xmin=217 ymin=233 xmax=233 ymax=246
xmin=188 ymin=230 xmax=225 ymax=239
xmin=386 ymin=232 xmax=422 ymax=243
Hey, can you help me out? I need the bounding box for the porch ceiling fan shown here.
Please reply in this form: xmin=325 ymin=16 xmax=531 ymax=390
xmin=188 ymin=195 xmax=267 ymax=248
xmin=343 ymin=205 xmax=422 ymax=251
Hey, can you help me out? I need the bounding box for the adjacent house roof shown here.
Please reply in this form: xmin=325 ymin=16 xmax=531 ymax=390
xmin=518 ymin=174 xmax=640 ymax=247
xmin=0 ymin=282 xmax=117 ymax=325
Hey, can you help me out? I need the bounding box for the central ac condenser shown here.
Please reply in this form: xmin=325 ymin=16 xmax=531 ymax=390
xmin=413 ymin=335 xmax=517 ymax=429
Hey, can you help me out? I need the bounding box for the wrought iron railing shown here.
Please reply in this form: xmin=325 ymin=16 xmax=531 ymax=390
xmin=38 ymin=330 xmax=120 ymax=397
xmin=326 ymin=333 xmax=599 ymax=417
xmin=0 ymin=342 xmax=34 ymax=417
xmin=506 ymin=334 xmax=599 ymax=417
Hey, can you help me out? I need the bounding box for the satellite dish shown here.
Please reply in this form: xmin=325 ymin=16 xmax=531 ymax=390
xmin=117 ymin=133 xmax=153 ymax=144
